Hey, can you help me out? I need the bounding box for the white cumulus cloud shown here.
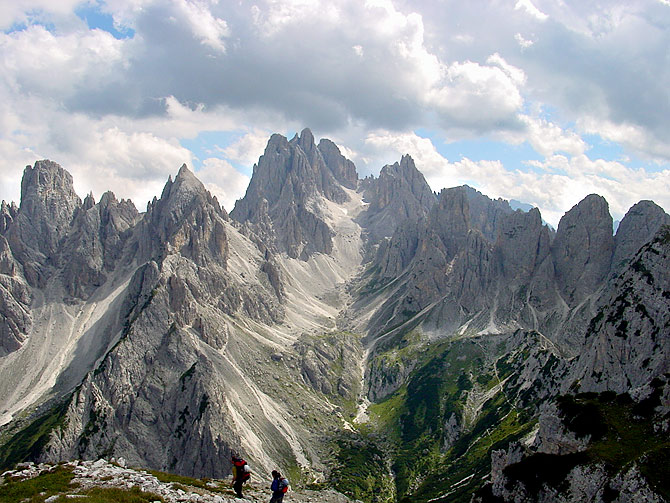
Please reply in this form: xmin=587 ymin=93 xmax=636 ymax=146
xmin=197 ymin=157 xmax=250 ymax=212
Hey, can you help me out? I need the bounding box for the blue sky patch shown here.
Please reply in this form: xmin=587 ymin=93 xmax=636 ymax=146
xmin=181 ymin=131 xmax=247 ymax=173
xmin=75 ymin=4 xmax=134 ymax=39
xmin=416 ymin=129 xmax=542 ymax=171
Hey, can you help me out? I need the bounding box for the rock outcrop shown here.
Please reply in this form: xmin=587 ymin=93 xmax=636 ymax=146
xmin=231 ymin=129 xmax=357 ymax=260
xmin=1 ymin=459 xmax=357 ymax=503
xmin=61 ymin=192 xmax=139 ymax=299
xmin=476 ymin=380 xmax=669 ymax=503
xmin=294 ymin=332 xmax=362 ymax=398
xmin=359 ymin=155 xmax=436 ymax=243
xmin=6 ymin=161 xmax=82 ymax=287
xmin=611 ymin=200 xmax=670 ymax=273
xmin=1 ymin=131 xmax=669 ymax=502
xmin=551 ymin=194 xmax=614 ymax=307
xmin=0 ymin=235 xmax=31 ymax=356
xmin=571 ymin=225 xmax=670 ymax=393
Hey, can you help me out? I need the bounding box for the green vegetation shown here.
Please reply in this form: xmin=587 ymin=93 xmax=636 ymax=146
xmin=502 ymin=388 xmax=670 ymax=498
xmin=179 ymin=362 xmax=197 ymax=391
xmin=0 ymin=466 xmax=203 ymax=503
xmin=68 ymin=486 xmax=165 ymax=502
xmin=330 ymin=433 xmax=395 ymax=503
xmin=146 ymin=468 xmax=232 ymax=495
xmin=0 ymin=399 xmax=70 ymax=471
xmin=0 ymin=465 xmax=75 ymax=503
xmin=349 ymin=336 xmax=539 ymax=503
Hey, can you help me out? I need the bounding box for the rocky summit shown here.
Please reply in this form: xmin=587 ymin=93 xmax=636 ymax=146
xmin=1 ymin=129 xmax=669 ymax=503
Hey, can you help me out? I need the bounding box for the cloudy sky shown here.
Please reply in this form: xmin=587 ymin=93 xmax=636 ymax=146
xmin=1 ymin=0 xmax=669 ymax=226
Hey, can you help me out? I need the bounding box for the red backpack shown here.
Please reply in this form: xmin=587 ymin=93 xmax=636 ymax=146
xmin=234 ymin=458 xmax=251 ymax=481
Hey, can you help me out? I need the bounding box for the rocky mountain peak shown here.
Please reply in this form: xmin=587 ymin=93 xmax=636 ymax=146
xmin=429 ymin=186 xmax=471 ymax=256
xmin=16 ymin=160 xmax=82 ymax=259
xmin=612 ymin=200 xmax=670 ymax=272
xmin=361 ymin=154 xmax=436 ymax=242
xmin=232 ymin=130 xmax=360 ymax=259
xmin=317 ymin=138 xmax=358 ymax=190
xmin=295 ymin=127 xmax=315 ymax=151
xmin=3 ymin=161 xmax=83 ymax=286
xmin=19 ymin=160 xmax=81 ymax=224
xmin=462 ymin=185 xmax=514 ymax=242
xmin=153 ymin=164 xmax=226 ymax=224
xmin=98 ymin=191 xmax=116 ymax=208
xmin=494 ymin=207 xmax=550 ymax=281
xmin=143 ymin=164 xmax=228 ymax=265
xmin=82 ymin=193 xmax=95 ymax=211
xmin=552 ymin=194 xmax=614 ymax=306
xmin=0 ymin=201 xmax=18 ymax=234
xmin=2 ymin=143 xmax=670 ymax=503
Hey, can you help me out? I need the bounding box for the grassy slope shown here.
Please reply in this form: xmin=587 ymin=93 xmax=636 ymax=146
xmin=0 ymin=399 xmax=70 ymax=472
xmin=0 ymin=465 xmax=165 ymax=503
xmin=334 ymin=334 xmax=539 ymax=503
xmin=497 ymin=386 xmax=670 ymax=501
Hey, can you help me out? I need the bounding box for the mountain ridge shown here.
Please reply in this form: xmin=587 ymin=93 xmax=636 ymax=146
xmin=1 ymin=129 xmax=668 ymax=502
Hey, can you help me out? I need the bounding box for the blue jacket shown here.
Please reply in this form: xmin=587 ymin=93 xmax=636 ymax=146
xmin=271 ymin=477 xmax=289 ymax=493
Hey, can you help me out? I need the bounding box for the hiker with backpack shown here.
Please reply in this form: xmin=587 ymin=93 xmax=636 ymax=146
xmin=269 ymin=470 xmax=289 ymax=502
xmin=231 ymin=454 xmax=251 ymax=498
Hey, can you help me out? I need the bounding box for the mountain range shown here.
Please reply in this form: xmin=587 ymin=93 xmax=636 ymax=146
xmin=1 ymin=128 xmax=668 ymax=503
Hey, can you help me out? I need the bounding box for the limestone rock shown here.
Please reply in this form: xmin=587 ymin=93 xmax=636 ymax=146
xmin=612 ymin=200 xmax=670 ymax=273
xmin=318 ymin=138 xmax=358 ymax=190
xmin=141 ymin=164 xmax=229 ymax=267
xmin=0 ymin=200 xmax=17 ymax=235
xmin=463 ymin=185 xmax=514 ymax=242
xmin=6 ymin=160 xmax=82 ymax=287
xmin=494 ymin=208 xmax=550 ymax=283
xmin=295 ymin=332 xmax=362 ymax=400
xmin=551 ymin=194 xmax=614 ymax=307
xmin=360 ymin=155 xmax=436 ymax=243
xmin=61 ymin=192 xmax=139 ymax=299
xmin=0 ymin=240 xmax=31 ymax=355
xmin=231 ymin=129 xmax=355 ymax=259
xmin=571 ymin=225 xmax=670 ymax=393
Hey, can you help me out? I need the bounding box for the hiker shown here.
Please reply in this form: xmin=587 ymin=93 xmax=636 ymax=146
xmin=231 ymin=454 xmax=251 ymax=498
xmin=269 ymin=470 xmax=289 ymax=502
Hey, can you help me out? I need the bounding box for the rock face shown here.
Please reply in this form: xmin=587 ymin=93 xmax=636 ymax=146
xmin=294 ymin=333 xmax=362 ymax=398
xmin=37 ymin=165 xmax=289 ymax=478
xmin=318 ymin=138 xmax=358 ymax=190
xmin=0 ymin=201 xmax=17 ymax=234
xmin=6 ymin=161 xmax=82 ymax=287
xmin=551 ymin=194 xmax=614 ymax=307
xmin=359 ymin=155 xmax=436 ymax=243
xmin=571 ymin=226 xmax=670 ymax=393
xmin=61 ymin=192 xmax=139 ymax=299
xmin=611 ymin=200 xmax=670 ymax=273
xmin=230 ymin=129 xmax=356 ymax=260
xmin=1 ymin=131 xmax=669 ymax=502
xmin=477 ymin=379 xmax=670 ymax=503
xmin=0 ymin=235 xmax=31 ymax=356
xmin=366 ymin=186 xmax=519 ymax=338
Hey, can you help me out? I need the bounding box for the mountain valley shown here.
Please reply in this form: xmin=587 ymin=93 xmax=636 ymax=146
xmin=1 ymin=129 xmax=668 ymax=503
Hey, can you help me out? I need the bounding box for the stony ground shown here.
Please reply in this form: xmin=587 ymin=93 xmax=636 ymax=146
xmin=0 ymin=459 xmax=360 ymax=503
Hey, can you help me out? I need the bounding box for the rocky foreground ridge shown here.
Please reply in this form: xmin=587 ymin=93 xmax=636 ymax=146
xmin=1 ymin=459 xmax=357 ymax=502
xmin=1 ymin=128 xmax=669 ymax=502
